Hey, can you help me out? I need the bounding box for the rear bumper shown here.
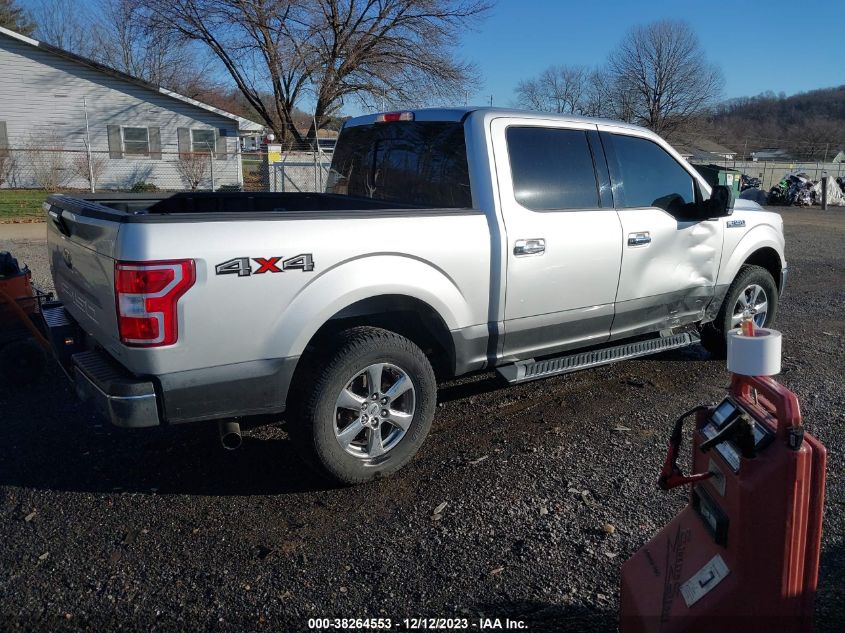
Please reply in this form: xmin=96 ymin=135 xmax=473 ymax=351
xmin=73 ymin=350 xmax=161 ymax=428
xmin=43 ymin=303 xmax=295 ymax=428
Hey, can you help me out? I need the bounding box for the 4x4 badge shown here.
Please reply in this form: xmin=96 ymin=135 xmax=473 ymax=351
xmin=726 ymin=219 xmax=745 ymax=228
xmin=215 ymin=254 xmax=315 ymax=276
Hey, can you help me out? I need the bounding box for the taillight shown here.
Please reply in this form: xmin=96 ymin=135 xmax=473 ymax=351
xmin=114 ymin=259 xmax=195 ymax=347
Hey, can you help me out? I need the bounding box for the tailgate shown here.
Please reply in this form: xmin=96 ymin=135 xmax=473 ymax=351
xmin=46 ymin=202 xmax=121 ymax=349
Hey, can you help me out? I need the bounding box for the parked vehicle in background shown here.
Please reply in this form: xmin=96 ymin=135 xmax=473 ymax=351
xmin=741 ymin=174 xmax=762 ymax=191
xmin=43 ymin=108 xmax=786 ymax=484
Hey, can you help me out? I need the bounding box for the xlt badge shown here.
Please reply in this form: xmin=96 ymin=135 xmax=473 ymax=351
xmin=215 ymin=254 xmax=315 ymax=277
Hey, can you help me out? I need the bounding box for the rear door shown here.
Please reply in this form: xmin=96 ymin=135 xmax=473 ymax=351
xmin=599 ymin=128 xmax=724 ymax=339
xmin=491 ymin=117 xmax=623 ymax=361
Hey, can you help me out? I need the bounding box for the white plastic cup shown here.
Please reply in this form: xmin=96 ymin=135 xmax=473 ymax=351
xmin=726 ymin=328 xmax=782 ymax=376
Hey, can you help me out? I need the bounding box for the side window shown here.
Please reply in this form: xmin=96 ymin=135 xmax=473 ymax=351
xmin=611 ymin=134 xmax=695 ymax=214
xmin=122 ymin=127 xmax=150 ymax=156
xmin=191 ymin=129 xmax=216 ymax=153
xmin=506 ymin=127 xmax=599 ymax=211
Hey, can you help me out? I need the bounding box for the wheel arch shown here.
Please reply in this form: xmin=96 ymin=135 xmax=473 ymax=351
xmin=717 ymin=225 xmax=785 ymax=290
xmin=270 ymin=254 xmax=483 ymax=378
xmin=742 ymin=247 xmax=783 ymax=291
xmin=302 ymin=294 xmax=458 ymax=378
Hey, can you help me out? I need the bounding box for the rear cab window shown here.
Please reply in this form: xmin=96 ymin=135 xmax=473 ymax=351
xmin=327 ymin=121 xmax=472 ymax=208
xmin=505 ymin=126 xmax=601 ymax=211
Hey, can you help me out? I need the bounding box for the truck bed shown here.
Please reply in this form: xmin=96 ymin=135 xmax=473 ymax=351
xmin=47 ymin=192 xmax=452 ymax=223
xmin=45 ymin=189 xmax=489 ymax=384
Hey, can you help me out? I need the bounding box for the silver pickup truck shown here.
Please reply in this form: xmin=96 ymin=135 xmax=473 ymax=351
xmin=44 ymin=107 xmax=786 ymax=483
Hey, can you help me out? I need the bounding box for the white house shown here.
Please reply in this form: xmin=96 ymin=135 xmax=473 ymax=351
xmin=0 ymin=26 xmax=263 ymax=191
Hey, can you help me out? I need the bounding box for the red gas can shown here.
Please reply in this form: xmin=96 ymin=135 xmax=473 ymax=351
xmin=620 ymin=374 xmax=826 ymax=632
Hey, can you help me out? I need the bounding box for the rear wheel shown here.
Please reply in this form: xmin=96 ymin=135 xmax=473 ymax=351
xmin=700 ymin=265 xmax=778 ymax=358
xmin=291 ymin=326 xmax=437 ymax=484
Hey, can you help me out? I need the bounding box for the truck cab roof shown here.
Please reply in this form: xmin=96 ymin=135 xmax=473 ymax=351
xmin=343 ymin=106 xmax=653 ymax=136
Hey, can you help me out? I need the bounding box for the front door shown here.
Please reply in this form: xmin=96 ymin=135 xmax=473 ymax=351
xmin=599 ymin=128 xmax=724 ymax=339
xmin=491 ymin=118 xmax=623 ymax=361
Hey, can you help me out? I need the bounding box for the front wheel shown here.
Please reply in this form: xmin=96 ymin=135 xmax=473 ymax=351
xmin=292 ymin=326 xmax=437 ymax=484
xmin=700 ymin=265 xmax=779 ymax=358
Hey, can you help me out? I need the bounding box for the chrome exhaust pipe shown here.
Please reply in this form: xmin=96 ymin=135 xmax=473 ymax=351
xmin=219 ymin=419 xmax=242 ymax=450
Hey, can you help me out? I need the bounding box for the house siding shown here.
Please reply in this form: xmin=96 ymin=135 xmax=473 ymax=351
xmin=0 ymin=32 xmax=245 ymax=190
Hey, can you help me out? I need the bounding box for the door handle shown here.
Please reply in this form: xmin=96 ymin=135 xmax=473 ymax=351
xmin=514 ymin=238 xmax=545 ymax=256
xmin=627 ymin=232 xmax=651 ymax=247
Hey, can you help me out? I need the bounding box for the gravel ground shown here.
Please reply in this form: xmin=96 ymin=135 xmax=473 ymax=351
xmin=0 ymin=208 xmax=842 ymax=631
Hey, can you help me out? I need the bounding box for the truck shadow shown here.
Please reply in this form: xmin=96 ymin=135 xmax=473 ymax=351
xmin=0 ymin=366 xmax=334 ymax=496
xmin=0 ymin=343 xmax=711 ymax=498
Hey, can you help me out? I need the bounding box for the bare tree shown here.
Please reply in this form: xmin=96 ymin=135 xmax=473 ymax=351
xmin=515 ymin=65 xmax=591 ymax=115
xmin=0 ymin=151 xmax=16 ymax=188
xmin=0 ymin=0 xmax=35 ymax=35
xmin=175 ymin=152 xmax=208 ymax=190
xmin=22 ymin=132 xmax=69 ymax=191
xmin=589 ymin=67 xmax=639 ymax=123
xmin=135 ymin=0 xmax=489 ymax=146
xmin=606 ymin=20 xmax=723 ymax=138
xmin=92 ymin=0 xmax=220 ymax=97
xmin=28 ymin=0 xmax=94 ymax=54
xmin=27 ymin=0 xmax=220 ymax=99
xmin=71 ymin=151 xmax=108 ymax=190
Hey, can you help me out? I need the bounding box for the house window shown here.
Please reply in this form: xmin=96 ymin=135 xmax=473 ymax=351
xmin=122 ymin=127 xmax=150 ymax=156
xmin=191 ymin=129 xmax=216 ymax=153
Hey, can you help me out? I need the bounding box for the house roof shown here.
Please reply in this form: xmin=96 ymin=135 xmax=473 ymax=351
xmin=0 ymin=25 xmax=264 ymax=133
xmin=672 ymin=137 xmax=736 ymax=157
xmin=692 ymin=138 xmax=736 ymax=156
xmin=671 ymin=143 xmax=696 ymax=158
xmin=751 ymin=148 xmax=790 ymax=159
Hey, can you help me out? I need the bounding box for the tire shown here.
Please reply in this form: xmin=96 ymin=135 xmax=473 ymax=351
xmin=291 ymin=326 xmax=437 ymax=484
xmin=0 ymin=338 xmax=47 ymax=387
xmin=700 ymin=265 xmax=779 ymax=358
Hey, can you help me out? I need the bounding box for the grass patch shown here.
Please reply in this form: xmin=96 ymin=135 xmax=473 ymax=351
xmin=0 ymin=190 xmax=50 ymax=222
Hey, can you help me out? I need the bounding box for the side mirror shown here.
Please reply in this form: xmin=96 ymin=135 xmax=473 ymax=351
xmin=705 ymin=185 xmax=733 ymax=218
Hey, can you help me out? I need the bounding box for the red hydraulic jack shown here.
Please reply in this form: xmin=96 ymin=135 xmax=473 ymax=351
xmin=620 ymin=328 xmax=827 ymax=632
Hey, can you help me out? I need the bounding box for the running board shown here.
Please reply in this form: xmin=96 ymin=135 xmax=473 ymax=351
xmin=496 ymin=332 xmax=700 ymax=384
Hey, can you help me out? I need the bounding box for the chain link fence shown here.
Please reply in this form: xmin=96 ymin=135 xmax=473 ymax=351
xmin=0 ymin=147 xmax=332 ymax=222
xmin=4 ymin=144 xmax=842 ymax=223
xmin=690 ymin=158 xmax=845 ymax=192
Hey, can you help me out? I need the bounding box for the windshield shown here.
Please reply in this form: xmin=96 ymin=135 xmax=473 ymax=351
xmin=326 ymin=121 xmax=472 ymax=208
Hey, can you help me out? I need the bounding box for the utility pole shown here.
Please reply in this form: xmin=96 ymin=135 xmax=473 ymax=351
xmin=82 ymin=97 xmax=94 ymax=193
xmin=489 ymin=95 xmax=493 ymax=107
xmin=208 ymin=143 xmax=215 ymax=192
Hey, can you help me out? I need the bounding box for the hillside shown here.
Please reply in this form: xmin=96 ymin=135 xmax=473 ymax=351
xmin=708 ymin=85 xmax=845 ymax=160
